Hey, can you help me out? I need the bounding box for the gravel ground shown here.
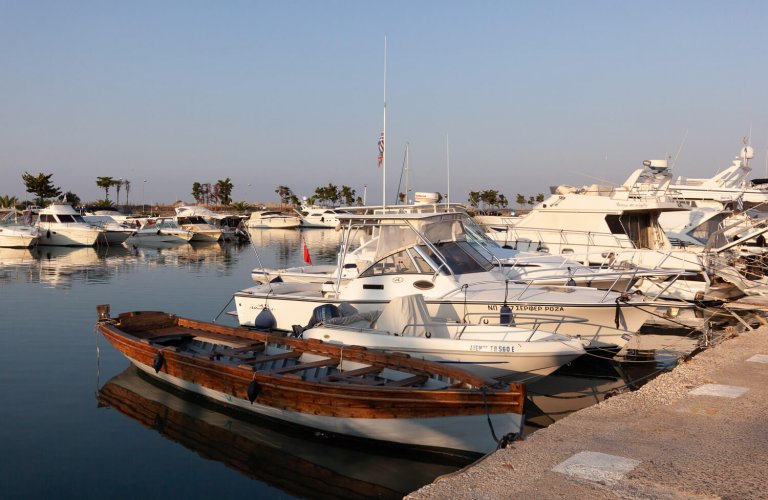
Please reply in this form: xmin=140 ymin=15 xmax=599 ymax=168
xmin=407 ymin=325 xmax=768 ymax=499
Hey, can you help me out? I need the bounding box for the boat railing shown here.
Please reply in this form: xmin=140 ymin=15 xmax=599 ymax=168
xmin=455 ymin=312 xmax=589 ymax=339
xmin=499 ymin=226 xmax=636 ymax=262
xmin=329 ymin=313 xmax=588 ymax=342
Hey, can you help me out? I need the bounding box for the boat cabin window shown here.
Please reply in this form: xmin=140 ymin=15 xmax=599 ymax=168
xmin=689 ymin=213 xmax=728 ymax=245
xmin=620 ymin=213 xmax=661 ymax=249
xmin=605 ymin=215 xmax=625 ymax=234
xmin=40 ymin=214 xmax=56 ymax=223
xmin=359 ymin=248 xmax=432 ymax=277
xmin=420 ymin=241 xmax=495 ymax=274
xmin=605 ymin=213 xmax=663 ymax=249
xmin=178 ymin=216 xmax=206 ymax=225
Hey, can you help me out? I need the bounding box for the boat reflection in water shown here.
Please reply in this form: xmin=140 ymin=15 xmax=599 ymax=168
xmin=97 ymin=366 xmax=467 ymax=499
xmin=0 ymin=241 xmax=247 ymax=288
xmin=524 ymin=329 xmax=701 ymax=429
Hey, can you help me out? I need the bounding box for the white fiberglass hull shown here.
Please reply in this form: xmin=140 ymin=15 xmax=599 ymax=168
xmin=37 ymin=225 xmax=101 ymax=246
xmin=234 ymin=282 xmax=657 ymax=350
xmin=0 ymin=230 xmax=38 ymax=248
xmin=251 ymin=265 xmax=354 ymax=285
xmin=247 ymin=217 xmax=302 ymax=229
xmin=302 ymin=325 xmax=585 ymax=382
xmin=131 ymin=359 xmax=519 ymax=455
xmin=124 ymin=232 xmax=193 ymax=247
xmin=182 ymin=225 xmax=223 ymax=242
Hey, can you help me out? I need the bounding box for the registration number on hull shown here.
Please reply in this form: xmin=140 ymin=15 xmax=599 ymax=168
xmin=469 ymin=345 xmax=514 ymax=353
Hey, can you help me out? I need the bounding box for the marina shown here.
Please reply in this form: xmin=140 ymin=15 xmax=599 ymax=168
xmin=4 ymin=4 xmax=768 ymax=497
xmin=1 ymin=226 xmax=760 ymax=498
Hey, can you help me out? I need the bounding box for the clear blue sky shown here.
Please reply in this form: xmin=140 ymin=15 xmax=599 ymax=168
xmin=3 ymin=0 xmax=768 ymax=206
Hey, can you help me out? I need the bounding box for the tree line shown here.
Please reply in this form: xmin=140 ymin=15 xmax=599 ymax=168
xmin=467 ymin=190 xmax=546 ymax=211
xmin=6 ymin=171 xmax=547 ymax=213
xmin=275 ymin=184 xmax=361 ymax=208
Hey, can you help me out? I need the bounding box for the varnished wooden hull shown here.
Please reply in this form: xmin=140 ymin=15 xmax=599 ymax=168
xmin=98 ymin=366 xmax=463 ymax=497
xmin=96 ymin=310 xmax=525 ymax=456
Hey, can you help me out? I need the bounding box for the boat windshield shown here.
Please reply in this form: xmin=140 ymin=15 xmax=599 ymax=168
xmin=178 ymin=216 xmax=207 ymax=224
xmin=421 ymin=241 xmax=495 ymax=274
xmin=156 ymin=219 xmax=180 ymax=229
xmin=57 ymin=214 xmax=87 ymax=223
xmin=360 ymin=214 xmax=496 ymax=276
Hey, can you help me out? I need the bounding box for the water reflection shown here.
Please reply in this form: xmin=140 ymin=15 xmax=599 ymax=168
xmin=525 ymin=330 xmax=702 ymax=429
xmin=0 ymin=241 xmax=251 ymax=288
xmin=247 ymin=228 xmax=344 ymax=268
xmin=98 ymin=366 xmax=465 ymax=499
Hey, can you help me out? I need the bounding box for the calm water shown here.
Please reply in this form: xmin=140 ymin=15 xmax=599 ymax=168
xmin=0 ymin=229 xmax=702 ymax=499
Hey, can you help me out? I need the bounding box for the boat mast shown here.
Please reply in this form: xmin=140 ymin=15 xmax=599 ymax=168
xmin=446 ymin=133 xmax=450 ymax=208
xmin=405 ymin=142 xmax=410 ymax=204
xmin=382 ymin=36 xmax=387 ymax=210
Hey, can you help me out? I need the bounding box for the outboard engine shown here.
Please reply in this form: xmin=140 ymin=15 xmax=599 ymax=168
xmin=306 ymin=304 xmax=341 ymax=329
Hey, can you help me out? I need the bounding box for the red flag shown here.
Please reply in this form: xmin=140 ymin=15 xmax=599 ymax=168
xmin=303 ymin=240 xmax=312 ymax=265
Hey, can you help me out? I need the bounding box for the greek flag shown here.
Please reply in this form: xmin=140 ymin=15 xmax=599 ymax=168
xmin=736 ymin=193 xmax=744 ymax=211
xmin=377 ymin=132 xmax=384 ymax=167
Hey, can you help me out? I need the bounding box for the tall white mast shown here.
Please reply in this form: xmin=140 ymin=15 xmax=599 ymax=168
xmin=382 ymin=36 xmax=387 ymax=209
xmin=446 ymin=133 xmax=450 ymax=207
xmin=404 ymin=142 xmax=410 ymax=204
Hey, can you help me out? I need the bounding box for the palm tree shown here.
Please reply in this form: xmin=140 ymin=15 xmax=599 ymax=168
xmin=124 ymin=180 xmax=131 ymax=206
xmin=339 ymin=185 xmax=355 ymax=206
xmin=0 ymin=195 xmax=19 ymax=208
xmin=96 ymin=177 xmax=115 ymax=201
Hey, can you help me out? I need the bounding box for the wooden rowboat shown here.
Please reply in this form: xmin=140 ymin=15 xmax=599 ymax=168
xmin=98 ymin=365 xmax=467 ymax=497
xmin=95 ymin=305 xmax=526 ymax=456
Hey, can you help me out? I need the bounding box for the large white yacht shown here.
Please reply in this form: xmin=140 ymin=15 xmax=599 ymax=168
xmin=296 ymin=205 xmax=351 ymax=228
xmin=236 ymin=211 xmax=669 ymax=352
xmin=668 ymin=144 xmax=768 ymax=208
xmin=246 ymin=210 xmax=301 ymax=229
xmin=36 ymin=203 xmax=104 ymax=246
xmin=491 ymin=163 xmax=703 ymax=272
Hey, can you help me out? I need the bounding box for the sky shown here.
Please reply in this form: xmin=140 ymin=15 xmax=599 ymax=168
xmin=3 ymin=0 xmax=768 ymax=207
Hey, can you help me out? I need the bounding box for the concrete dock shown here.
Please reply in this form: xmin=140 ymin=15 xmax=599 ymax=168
xmin=408 ymin=326 xmax=768 ymax=499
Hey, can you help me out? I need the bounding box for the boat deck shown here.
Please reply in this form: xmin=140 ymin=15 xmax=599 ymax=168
xmin=130 ymin=321 xmax=443 ymax=388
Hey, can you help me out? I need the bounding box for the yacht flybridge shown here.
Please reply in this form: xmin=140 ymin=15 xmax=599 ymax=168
xmin=667 ymin=144 xmax=768 ymax=208
xmin=236 ymin=211 xmax=669 ymax=352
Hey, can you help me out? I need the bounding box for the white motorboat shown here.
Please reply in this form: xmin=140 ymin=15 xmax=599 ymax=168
xmin=175 ymin=205 xmax=247 ymax=242
xmin=236 ymin=212 xmax=667 ymax=351
xmin=252 ymin=204 xmax=653 ymax=292
xmin=296 ymin=205 xmax=351 ymax=228
xmin=174 ymin=214 xmax=223 ymax=242
xmin=36 ymin=203 xmax=104 ymax=247
xmin=124 ymin=218 xmax=194 ymax=247
xmin=246 ymin=210 xmax=301 ymax=229
xmin=0 ymin=210 xmax=39 ymax=248
xmin=82 ymin=215 xmax=135 ymax=245
xmin=300 ymin=294 xmax=587 ymax=382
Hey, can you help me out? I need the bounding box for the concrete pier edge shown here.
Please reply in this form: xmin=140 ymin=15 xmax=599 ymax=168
xmin=408 ymin=325 xmax=768 ymax=499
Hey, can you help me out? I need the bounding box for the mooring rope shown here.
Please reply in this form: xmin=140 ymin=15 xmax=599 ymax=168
xmin=480 ymin=386 xmax=500 ymax=444
xmin=212 ymin=295 xmax=235 ymax=323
